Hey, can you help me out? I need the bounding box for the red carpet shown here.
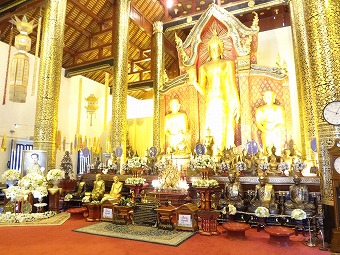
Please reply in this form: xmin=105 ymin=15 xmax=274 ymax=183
xmin=0 ymin=216 xmax=331 ymax=255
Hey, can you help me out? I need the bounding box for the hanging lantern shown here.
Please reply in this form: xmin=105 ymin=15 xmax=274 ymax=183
xmin=85 ymin=94 xmax=98 ymax=126
xmin=9 ymin=15 xmax=36 ymax=103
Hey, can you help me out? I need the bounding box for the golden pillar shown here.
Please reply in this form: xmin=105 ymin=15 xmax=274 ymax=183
xmin=291 ymin=0 xmax=340 ymax=243
xmin=34 ymin=0 xmax=67 ymax=170
xmin=152 ymin=21 xmax=164 ymax=151
xmin=289 ymin=0 xmax=317 ymax=161
xmin=111 ymin=0 xmax=130 ymax=169
xmin=300 ymin=0 xmax=340 ymax=205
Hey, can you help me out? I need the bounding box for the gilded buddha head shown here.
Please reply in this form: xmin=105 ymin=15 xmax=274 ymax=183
xmin=207 ymin=30 xmax=224 ymax=59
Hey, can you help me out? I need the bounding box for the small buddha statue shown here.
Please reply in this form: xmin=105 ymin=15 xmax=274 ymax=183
xmin=249 ymin=176 xmax=278 ymax=214
xmin=281 ymin=149 xmax=293 ymax=176
xmin=91 ymin=173 xmax=105 ymax=201
xmin=285 ymin=175 xmax=315 ymax=215
xmin=225 ymin=172 xmax=246 ymax=211
xmin=267 ymin=154 xmax=282 ymax=176
xmin=203 ymin=128 xmax=214 ymax=156
xmin=107 ymin=176 xmax=123 ymax=202
xmin=291 ymin=143 xmax=303 ymax=163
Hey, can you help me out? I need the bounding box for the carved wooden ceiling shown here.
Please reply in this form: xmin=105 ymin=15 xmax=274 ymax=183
xmin=0 ymin=0 xmax=289 ymax=99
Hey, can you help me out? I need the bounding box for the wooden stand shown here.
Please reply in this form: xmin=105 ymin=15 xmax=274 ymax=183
xmin=114 ymin=205 xmax=133 ymax=224
xmin=155 ymin=204 xmax=176 ymax=230
xmin=222 ymin=222 xmax=251 ymax=240
xmin=198 ymin=211 xmax=220 ymax=236
xmin=48 ymin=188 xmax=60 ymax=211
xmin=265 ymin=226 xmax=294 ymax=246
xmin=195 ymin=187 xmax=216 ymax=211
xmin=86 ymin=203 xmax=101 ymax=221
xmin=176 ymin=203 xmax=199 ymax=231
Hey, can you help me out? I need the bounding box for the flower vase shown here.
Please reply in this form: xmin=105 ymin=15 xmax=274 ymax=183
xmin=5 ymin=180 xmax=16 ymax=188
xmin=51 ymin=179 xmax=60 ymax=189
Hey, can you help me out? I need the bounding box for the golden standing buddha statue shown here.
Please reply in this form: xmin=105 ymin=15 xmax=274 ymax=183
xmin=194 ymin=31 xmax=240 ymax=153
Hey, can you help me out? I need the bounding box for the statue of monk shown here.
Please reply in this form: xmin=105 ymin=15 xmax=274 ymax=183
xmin=91 ymin=173 xmax=105 ymax=201
xmin=285 ymin=175 xmax=315 ymax=215
xmin=255 ymin=90 xmax=285 ymax=156
xmin=71 ymin=175 xmax=86 ymax=198
xmin=225 ymin=172 xmax=246 ymax=211
xmin=194 ymin=31 xmax=240 ymax=153
xmin=249 ymin=176 xmax=278 ymax=214
xmin=203 ymin=128 xmax=214 ymax=156
xmin=107 ymin=176 xmax=123 ymax=202
xmin=164 ymin=98 xmax=189 ymax=154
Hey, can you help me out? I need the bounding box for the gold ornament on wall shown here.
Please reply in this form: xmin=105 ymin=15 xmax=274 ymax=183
xmin=85 ymin=94 xmax=98 ymax=126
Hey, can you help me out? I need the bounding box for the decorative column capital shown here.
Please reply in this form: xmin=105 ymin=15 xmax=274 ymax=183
xmin=153 ymin=21 xmax=163 ymax=34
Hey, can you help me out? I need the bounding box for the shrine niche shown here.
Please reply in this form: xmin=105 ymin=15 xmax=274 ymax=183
xmin=160 ymin=3 xmax=290 ymax=155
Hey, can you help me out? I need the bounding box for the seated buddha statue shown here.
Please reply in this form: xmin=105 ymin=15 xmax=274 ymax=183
xmin=267 ymin=154 xmax=282 ymax=176
xmin=106 ymin=176 xmax=123 ymax=202
xmin=91 ymin=174 xmax=105 ymax=201
xmin=285 ymin=175 xmax=315 ymax=215
xmin=281 ymin=149 xmax=293 ymax=176
xmin=249 ymin=176 xmax=278 ymax=214
xmin=164 ymin=98 xmax=189 ymax=154
xmin=255 ymin=91 xmax=285 ymax=156
xmin=225 ymin=172 xmax=246 ymax=211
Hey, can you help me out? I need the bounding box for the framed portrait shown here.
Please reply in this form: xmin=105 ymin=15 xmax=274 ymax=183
xmin=22 ymin=150 xmax=47 ymax=176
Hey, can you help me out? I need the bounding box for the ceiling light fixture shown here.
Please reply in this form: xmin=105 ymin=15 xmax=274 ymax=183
xmin=166 ymin=0 xmax=173 ymax=8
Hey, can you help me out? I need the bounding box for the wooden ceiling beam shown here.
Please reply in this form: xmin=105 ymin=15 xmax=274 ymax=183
xmin=68 ymin=0 xmax=102 ymax=23
xmin=0 ymin=0 xmax=45 ymax=23
xmin=65 ymin=17 xmax=91 ymax=37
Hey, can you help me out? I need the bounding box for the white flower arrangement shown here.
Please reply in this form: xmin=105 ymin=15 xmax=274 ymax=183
xmin=46 ymin=169 xmax=65 ymax=181
xmin=255 ymin=206 xmax=270 ymax=218
xmin=278 ymin=162 xmax=289 ymax=172
xmin=127 ymin=157 xmax=147 ymax=168
xmin=191 ymin=155 xmax=216 ymax=169
xmin=192 ymin=179 xmax=219 ymax=188
xmin=291 ymin=209 xmax=307 ymax=220
xmin=2 ymin=169 xmax=21 ymax=181
xmin=125 ymin=177 xmax=146 ymax=185
xmin=33 ymin=186 xmax=48 ymax=199
xmin=4 ymin=186 xmax=28 ymax=201
xmin=0 ymin=211 xmax=57 ymax=223
xmin=259 ymin=161 xmax=269 ymax=171
xmin=18 ymin=173 xmax=47 ymax=191
xmin=293 ymin=161 xmax=305 ymax=171
xmin=228 ymin=204 xmax=237 ymax=215
xmin=235 ymin=161 xmax=247 ymax=171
